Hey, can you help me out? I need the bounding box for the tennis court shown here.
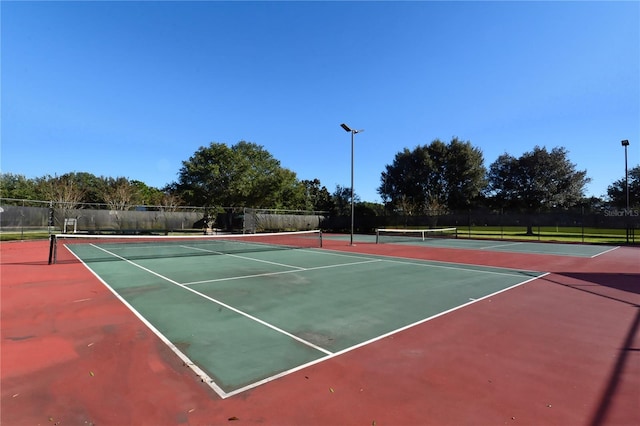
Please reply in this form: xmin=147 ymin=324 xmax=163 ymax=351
xmin=2 ymin=233 xmax=638 ymax=425
xmin=371 ymin=228 xmax=616 ymax=257
xmin=53 ymin=231 xmax=544 ymax=397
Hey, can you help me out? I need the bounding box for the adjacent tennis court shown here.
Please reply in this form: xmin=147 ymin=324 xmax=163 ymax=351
xmin=51 ymin=231 xmax=544 ymax=397
xmin=373 ymin=228 xmax=616 ymax=257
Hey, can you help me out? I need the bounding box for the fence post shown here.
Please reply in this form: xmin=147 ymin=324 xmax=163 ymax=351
xmin=581 ymin=205 xmax=585 ymax=243
xmin=20 ymin=199 xmax=24 ymax=240
xmin=48 ymin=201 xmax=54 ymax=235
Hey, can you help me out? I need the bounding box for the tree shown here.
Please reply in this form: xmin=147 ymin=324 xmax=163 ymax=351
xmin=487 ymin=146 xmax=590 ymax=211
xmin=175 ymin=141 xmax=303 ymax=208
xmin=444 ymin=138 xmax=487 ymax=209
xmin=34 ymin=173 xmax=86 ymax=228
xmin=378 ymin=138 xmax=486 ymax=214
xmin=582 ymin=196 xmax=607 ymax=212
xmin=378 ymin=145 xmax=438 ymax=215
xmin=102 ymin=177 xmax=140 ymax=210
xmin=607 ymin=165 xmax=640 ymax=208
xmin=355 ymin=201 xmax=385 ymax=217
xmin=261 ymin=167 xmax=304 ymax=209
xmin=331 ymin=185 xmax=359 ymax=216
xmin=300 ymin=179 xmax=332 ymax=211
xmin=0 ymin=173 xmax=39 ymax=200
xmin=158 ymin=191 xmax=184 ymax=212
xmin=70 ymin=172 xmax=109 ymax=205
xmin=131 ymin=180 xmax=166 ymax=206
xmin=485 ymin=153 xmax=519 ymax=208
xmin=37 ymin=173 xmax=86 ymax=208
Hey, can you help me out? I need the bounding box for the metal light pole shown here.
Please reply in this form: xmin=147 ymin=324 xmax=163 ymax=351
xmin=622 ymin=139 xmax=630 ymax=210
xmin=341 ymin=123 xmax=363 ymax=245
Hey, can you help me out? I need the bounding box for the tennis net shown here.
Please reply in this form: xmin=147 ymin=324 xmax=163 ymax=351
xmin=48 ymin=230 xmax=322 ymax=264
xmin=376 ymin=227 xmax=457 ymax=244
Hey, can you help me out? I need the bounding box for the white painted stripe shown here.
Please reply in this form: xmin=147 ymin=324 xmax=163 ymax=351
xmin=64 ymin=245 xmax=228 ymax=398
xmin=70 ymin=242 xmax=551 ymax=399
xmin=183 ymin=259 xmax=383 ymax=286
xmin=180 ymin=244 xmax=306 ymax=270
xmin=319 ymin=247 xmax=542 ymax=275
xmin=89 ymin=244 xmax=333 ymax=357
xmin=224 ymin=272 xmax=549 ymax=398
xmin=590 ymin=246 xmax=619 ymax=258
xmin=379 ymin=257 xmax=542 ymax=279
xmin=478 ymin=241 xmax=525 ymax=250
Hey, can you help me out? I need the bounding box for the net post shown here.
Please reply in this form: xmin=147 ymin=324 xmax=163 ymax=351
xmin=319 ymin=230 xmax=323 ymax=248
xmin=48 ymin=234 xmax=57 ymax=265
xmin=375 ymin=228 xmax=380 ymax=244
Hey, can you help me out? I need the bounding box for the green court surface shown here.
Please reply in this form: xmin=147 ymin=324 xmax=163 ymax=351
xmin=66 ymin=239 xmax=545 ymax=398
xmin=328 ymin=234 xmax=617 ymax=257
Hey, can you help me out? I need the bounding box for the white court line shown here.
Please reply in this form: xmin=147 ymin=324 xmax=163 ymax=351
xmin=223 ymin=272 xmax=550 ymax=398
xmin=183 ymin=259 xmax=383 ymax=286
xmin=89 ymin=244 xmax=332 ymax=355
xmin=86 ymin=243 xmax=334 ymax=398
xmin=386 ymin=237 xmax=612 ymax=258
xmin=181 ymin=244 xmax=306 ymax=270
xmin=181 ymin=243 xmax=536 ymax=286
xmin=318 ymin=247 xmax=542 ymax=275
xmin=478 ymin=241 xmax=525 ymax=250
xmin=473 ymin=241 xmax=616 ymax=258
xmin=76 ymin=242 xmax=548 ymax=399
xmin=379 ymin=257 xmax=540 ymax=278
xmin=590 ymin=246 xmax=620 ymax=258
xmin=64 ymin=245 xmax=227 ymax=398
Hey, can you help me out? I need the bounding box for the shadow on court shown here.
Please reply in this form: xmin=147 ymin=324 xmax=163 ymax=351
xmin=541 ymin=272 xmax=639 ymax=426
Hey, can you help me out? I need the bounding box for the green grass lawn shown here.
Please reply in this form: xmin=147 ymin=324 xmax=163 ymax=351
xmin=0 ymin=231 xmax=51 ymax=241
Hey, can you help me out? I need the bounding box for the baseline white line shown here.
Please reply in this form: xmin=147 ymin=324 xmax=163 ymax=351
xmin=183 ymin=259 xmax=383 ymax=286
xmin=64 ymin=245 xmax=228 ymax=398
xmin=590 ymin=246 xmax=620 ymax=258
xmin=332 ymin=272 xmax=549 ymax=358
xmin=224 ymin=272 xmax=550 ymax=398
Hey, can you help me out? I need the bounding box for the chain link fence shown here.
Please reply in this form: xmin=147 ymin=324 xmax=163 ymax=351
xmin=324 ymin=207 xmax=639 ymax=244
xmin=2 ymin=198 xmax=637 ymax=243
xmin=0 ymin=198 xmax=208 ymax=236
xmin=0 ymin=199 xmax=328 ymax=237
xmin=242 ymin=208 xmax=327 ymax=233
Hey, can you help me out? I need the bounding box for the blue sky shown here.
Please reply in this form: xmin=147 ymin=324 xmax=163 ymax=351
xmin=2 ymin=1 xmax=639 ymax=203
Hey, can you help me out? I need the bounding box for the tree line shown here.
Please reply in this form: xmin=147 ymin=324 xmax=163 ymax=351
xmin=1 ymin=139 xmax=638 ymax=214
